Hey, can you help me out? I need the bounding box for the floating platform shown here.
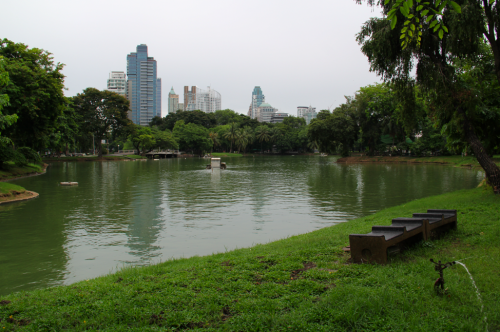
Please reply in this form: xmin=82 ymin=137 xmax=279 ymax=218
xmin=60 ymin=182 xmax=78 ymax=186
xmin=206 ymin=158 xmax=226 ymax=169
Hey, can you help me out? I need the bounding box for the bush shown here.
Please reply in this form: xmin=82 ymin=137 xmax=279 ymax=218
xmin=101 ymin=148 xmax=108 ymax=155
xmin=17 ymin=147 xmax=41 ymax=163
xmin=0 ymin=145 xmax=26 ymax=169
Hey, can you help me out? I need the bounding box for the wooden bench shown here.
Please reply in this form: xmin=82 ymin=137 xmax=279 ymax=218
xmin=349 ymin=209 xmax=457 ymax=264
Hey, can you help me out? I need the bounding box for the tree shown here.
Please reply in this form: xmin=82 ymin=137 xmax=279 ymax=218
xmin=44 ymin=98 xmax=79 ymax=156
xmin=223 ymin=122 xmax=239 ymax=153
xmin=173 ymin=120 xmax=212 ymax=155
xmin=235 ymin=126 xmax=253 ymax=153
xmin=0 ymin=39 xmax=66 ymax=149
xmin=213 ymin=109 xmax=242 ymax=126
xmin=157 ymin=110 xmax=216 ymax=131
xmin=356 ymin=0 xmax=500 ymax=193
xmin=73 ymin=88 xmax=131 ymax=157
xmin=128 ymin=125 xmax=156 ymax=155
xmin=0 ymin=56 xmax=17 ymax=147
xmin=255 ymin=125 xmax=271 ymax=152
xmin=208 ymin=131 xmax=219 ymax=154
xmin=308 ymin=108 xmax=357 ymax=157
xmin=153 ymin=128 xmax=178 ymax=151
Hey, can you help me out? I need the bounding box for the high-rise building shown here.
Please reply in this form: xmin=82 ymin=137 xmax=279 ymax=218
xmin=106 ymin=71 xmax=127 ymax=97
xmin=178 ymin=103 xmax=184 ymax=112
xmin=184 ymin=86 xmax=221 ymax=113
xmin=184 ymin=86 xmax=196 ymax=112
xmin=270 ymin=112 xmax=289 ymax=123
xmin=297 ymin=106 xmax=317 ymax=124
xmin=156 ymin=78 xmax=162 ymax=117
xmin=168 ymin=87 xmax=179 ymax=114
xmin=251 ymin=86 xmax=265 ymax=119
xmin=126 ymin=44 xmax=160 ymax=126
xmin=256 ymin=102 xmax=278 ymax=123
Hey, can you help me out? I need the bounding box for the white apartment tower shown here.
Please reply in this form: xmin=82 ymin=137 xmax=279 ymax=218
xmin=107 ymin=71 xmax=127 ymax=97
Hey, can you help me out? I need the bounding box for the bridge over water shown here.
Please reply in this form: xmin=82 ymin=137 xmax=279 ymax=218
xmin=145 ymin=150 xmax=180 ymax=159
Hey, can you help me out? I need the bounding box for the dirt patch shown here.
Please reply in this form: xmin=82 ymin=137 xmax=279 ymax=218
xmin=221 ymin=260 xmax=233 ymax=267
xmin=290 ymin=262 xmax=317 ymax=279
xmin=0 ymin=300 xmax=11 ymax=306
xmin=221 ymin=306 xmax=233 ymax=321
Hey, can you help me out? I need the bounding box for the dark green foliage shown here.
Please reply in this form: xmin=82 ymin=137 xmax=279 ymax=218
xmin=0 ymin=39 xmax=66 ymax=149
xmin=17 ymin=147 xmax=41 ymax=164
xmin=0 ymin=145 xmax=26 ymax=169
xmin=152 ymin=110 xmax=216 ymax=131
xmin=308 ymin=108 xmax=357 ymax=157
xmin=356 ymin=0 xmax=500 ymax=192
xmin=173 ymin=120 xmax=211 ymax=155
xmin=72 ymin=88 xmax=131 ymax=158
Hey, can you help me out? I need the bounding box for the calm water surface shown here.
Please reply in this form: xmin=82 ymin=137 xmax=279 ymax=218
xmin=0 ymin=156 xmax=483 ymax=295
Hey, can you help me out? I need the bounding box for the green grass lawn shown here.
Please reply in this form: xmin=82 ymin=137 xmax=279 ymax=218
xmin=345 ymin=155 xmax=500 ymax=168
xmin=210 ymin=152 xmax=243 ymax=158
xmin=0 ymin=182 xmax=26 ymax=195
xmin=1 ymin=186 xmax=499 ymax=331
xmin=124 ymin=154 xmax=147 ymax=159
xmin=0 ymin=163 xmax=43 ymax=181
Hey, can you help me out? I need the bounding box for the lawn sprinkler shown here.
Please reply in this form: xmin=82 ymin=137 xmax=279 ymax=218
xmin=430 ymin=258 xmax=456 ymax=292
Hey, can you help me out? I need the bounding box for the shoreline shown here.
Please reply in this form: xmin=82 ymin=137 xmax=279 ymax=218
xmin=0 ymin=163 xmax=48 ymax=182
xmin=336 ymin=155 xmax=499 ymax=168
xmin=0 ymin=190 xmax=39 ymax=205
xmin=0 ymin=186 xmax=498 ymax=330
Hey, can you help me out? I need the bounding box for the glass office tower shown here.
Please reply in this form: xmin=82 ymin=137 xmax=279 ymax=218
xmin=251 ymin=86 xmax=265 ymax=119
xmin=126 ymin=44 xmax=160 ymax=125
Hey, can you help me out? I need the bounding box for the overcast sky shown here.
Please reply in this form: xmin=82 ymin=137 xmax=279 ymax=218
xmin=2 ymin=0 xmax=383 ymax=117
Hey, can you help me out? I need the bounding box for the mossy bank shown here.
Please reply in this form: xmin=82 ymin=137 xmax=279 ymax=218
xmin=0 ymin=187 xmax=499 ymax=331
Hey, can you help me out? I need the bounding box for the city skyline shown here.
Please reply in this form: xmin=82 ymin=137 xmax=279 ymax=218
xmin=2 ymin=1 xmax=383 ymax=117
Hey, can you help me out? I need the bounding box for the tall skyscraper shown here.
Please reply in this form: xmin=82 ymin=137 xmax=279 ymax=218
xmin=168 ymin=87 xmax=179 ymax=114
xmin=184 ymin=86 xmax=197 ymax=112
xmin=184 ymin=86 xmax=221 ymax=113
xmin=251 ymin=86 xmax=265 ymax=119
xmin=106 ymin=71 xmax=127 ymax=97
xmin=156 ymin=78 xmax=162 ymax=117
xmin=126 ymin=44 xmax=160 ymax=126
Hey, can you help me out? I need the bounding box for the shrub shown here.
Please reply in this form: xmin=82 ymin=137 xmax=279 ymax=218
xmin=17 ymin=147 xmax=41 ymax=163
xmin=0 ymin=145 xmax=26 ymax=169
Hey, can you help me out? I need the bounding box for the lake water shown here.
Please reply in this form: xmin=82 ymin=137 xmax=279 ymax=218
xmin=0 ymin=156 xmax=483 ymax=296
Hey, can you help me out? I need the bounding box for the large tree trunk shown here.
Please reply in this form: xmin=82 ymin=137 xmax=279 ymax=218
xmin=463 ymin=110 xmax=500 ymax=194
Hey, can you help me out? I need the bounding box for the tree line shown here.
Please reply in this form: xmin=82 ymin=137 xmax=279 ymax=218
xmin=1 ymin=34 xmax=498 ymax=193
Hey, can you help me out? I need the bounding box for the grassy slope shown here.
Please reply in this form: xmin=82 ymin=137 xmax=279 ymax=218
xmin=1 ymin=187 xmax=499 ymax=331
xmin=0 ymin=182 xmax=25 ymax=195
xmin=0 ymin=164 xmax=43 ymax=181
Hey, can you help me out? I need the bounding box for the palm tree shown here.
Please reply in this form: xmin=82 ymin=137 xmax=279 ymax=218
xmin=223 ymin=122 xmax=238 ymax=153
xmin=208 ymin=132 xmax=219 ymax=155
xmin=269 ymin=127 xmax=282 ymax=144
xmin=255 ymin=126 xmax=270 ymax=153
xmin=235 ymin=126 xmax=254 ymax=154
xmin=308 ymin=140 xmax=319 ymax=152
xmin=269 ymin=127 xmax=282 ymax=152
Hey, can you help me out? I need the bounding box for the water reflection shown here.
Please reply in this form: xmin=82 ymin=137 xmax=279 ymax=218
xmin=0 ymin=156 xmax=483 ymax=296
